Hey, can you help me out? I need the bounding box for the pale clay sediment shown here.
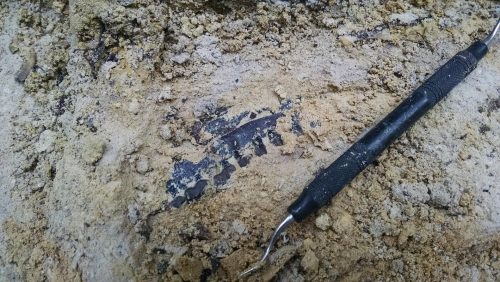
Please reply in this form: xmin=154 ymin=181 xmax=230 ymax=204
xmin=0 ymin=1 xmax=499 ymax=281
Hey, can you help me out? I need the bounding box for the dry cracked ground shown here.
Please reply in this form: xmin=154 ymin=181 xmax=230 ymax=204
xmin=0 ymin=0 xmax=499 ymax=281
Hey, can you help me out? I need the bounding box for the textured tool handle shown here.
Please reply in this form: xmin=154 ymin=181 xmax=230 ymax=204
xmin=288 ymin=41 xmax=488 ymax=221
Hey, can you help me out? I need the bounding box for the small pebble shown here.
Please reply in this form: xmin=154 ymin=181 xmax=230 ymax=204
xmin=339 ymin=35 xmax=356 ymax=47
xmin=82 ymin=137 xmax=106 ymax=165
xmin=315 ymin=213 xmax=331 ymax=231
xmin=274 ymin=85 xmax=287 ymax=100
xmin=135 ymin=155 xmax=150 ymax=174
xmin=159 ymin=124 xmax=172 ymax=140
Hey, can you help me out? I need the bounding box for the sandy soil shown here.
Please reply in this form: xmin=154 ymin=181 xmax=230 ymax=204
xmin=0 ymin=1 xmax=499 ymax=281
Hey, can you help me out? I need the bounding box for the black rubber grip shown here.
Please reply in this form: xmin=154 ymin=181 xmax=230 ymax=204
xmin=288 ymin=41 xmax=487 ymax=221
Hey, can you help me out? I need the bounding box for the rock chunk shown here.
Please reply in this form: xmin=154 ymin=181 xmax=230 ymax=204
xmin=173 ymin=256 xmax=204 ymax=282
xmin=82 ymin=137 xmax=106 ymax=165
xmin=315 ymin=213 xmax=331 ymax=231
xmin=301 ymin=249 xmax=319 ymax=273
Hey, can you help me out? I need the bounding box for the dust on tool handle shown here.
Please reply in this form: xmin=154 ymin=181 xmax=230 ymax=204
xmin=240 ymin=19 xmax=500 ymax=277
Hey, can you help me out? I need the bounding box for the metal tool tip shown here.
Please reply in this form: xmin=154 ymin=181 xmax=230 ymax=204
xmin=483 ymin=19 xmax=500 ymax=47
xmin=239 ymin=260 xmax=266 ymax=278
xmin=238 ymin=214 xmax=295 ymax=278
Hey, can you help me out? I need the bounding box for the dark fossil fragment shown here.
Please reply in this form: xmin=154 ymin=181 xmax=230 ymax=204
xmin=167 ymin=102 xmax=302 ymax=208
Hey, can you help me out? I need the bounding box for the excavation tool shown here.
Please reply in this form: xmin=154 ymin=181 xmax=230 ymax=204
xmin=241 ymin=20 xmax=500 ymax=277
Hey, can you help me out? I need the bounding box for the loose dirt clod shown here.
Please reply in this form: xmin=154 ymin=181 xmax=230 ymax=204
xmin=173 ymin=256 xmax=204 ymax=282
xmin=301 ymin=249 xmax=320 ymax=274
